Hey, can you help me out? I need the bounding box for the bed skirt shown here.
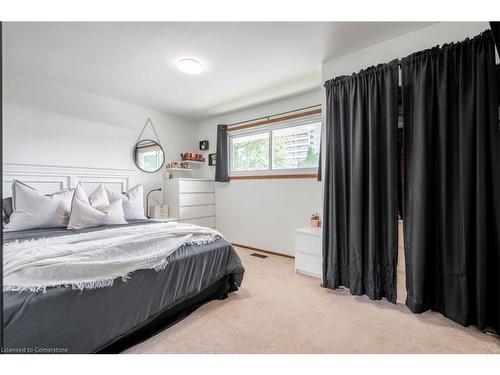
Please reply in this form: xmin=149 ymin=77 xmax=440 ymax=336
xmin=97 ymin=274 xmax=238 ymax=353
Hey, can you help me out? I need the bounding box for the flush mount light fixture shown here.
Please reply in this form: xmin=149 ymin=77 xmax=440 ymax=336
xmin=177 ymin=58 xmax=203 ymax=75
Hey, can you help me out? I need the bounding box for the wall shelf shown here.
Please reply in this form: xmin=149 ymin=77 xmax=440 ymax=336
xmin=180 ymin=160 xmax=205 ymax=165
xmin=166 ymin=160 xmax=204 ymax=172
xmin=165 ymin=168 xmax=192 ymax=172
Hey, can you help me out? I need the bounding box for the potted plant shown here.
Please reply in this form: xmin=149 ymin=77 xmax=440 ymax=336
xmin=310 ymin=212 xmax=321 ymax=228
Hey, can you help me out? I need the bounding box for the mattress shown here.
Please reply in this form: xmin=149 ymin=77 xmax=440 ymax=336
xmin=3 ymin=221 xmax=244 ymax=353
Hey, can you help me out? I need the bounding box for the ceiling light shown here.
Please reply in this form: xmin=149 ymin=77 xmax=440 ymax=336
xmin=177 ymin=58 xmax=203 ymax=75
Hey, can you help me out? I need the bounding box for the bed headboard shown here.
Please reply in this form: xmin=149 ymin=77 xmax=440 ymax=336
xmin=2 ymin=163 xmax=137 ymax=197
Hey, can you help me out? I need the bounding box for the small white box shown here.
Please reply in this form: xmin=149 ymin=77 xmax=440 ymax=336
xmin=151 ymin=205 xmax=169 ymax=219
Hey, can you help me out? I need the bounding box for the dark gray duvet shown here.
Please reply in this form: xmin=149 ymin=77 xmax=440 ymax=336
xmin=3 ymin=221 xmax=244 ymax=353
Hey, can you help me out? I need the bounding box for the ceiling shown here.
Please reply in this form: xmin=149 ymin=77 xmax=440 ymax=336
xmin=3 ymin=22 xmax=435 ymax=121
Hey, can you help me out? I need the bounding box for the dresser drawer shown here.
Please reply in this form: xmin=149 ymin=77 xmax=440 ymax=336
xmin=179 ymin=193 xmax=215 ymax=207
xmin=179 ymin=204 xmax=215 ymax=220
xmin=295 ymin=232 xmax=322 ymax=257
xmin=179 ymin=180 xmax=215 ymax=193
xmin=295 ymin=252 xmax=322 ymax=279
xmin=181 ymin=216 xmax=216 ymax=228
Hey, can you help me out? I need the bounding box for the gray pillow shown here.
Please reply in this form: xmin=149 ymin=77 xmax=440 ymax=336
xmin=3 ymin=197 xmax=13 ymax=224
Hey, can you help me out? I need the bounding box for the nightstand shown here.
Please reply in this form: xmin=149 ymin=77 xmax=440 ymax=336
xmin=295 ymin=227 xmax=323 ymax=279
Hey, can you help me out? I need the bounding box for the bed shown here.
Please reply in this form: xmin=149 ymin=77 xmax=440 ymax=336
xmin=3 ymin=220 xmax=244 ymax=353
xmin=2 ymin=164 xmax=244 ymax=354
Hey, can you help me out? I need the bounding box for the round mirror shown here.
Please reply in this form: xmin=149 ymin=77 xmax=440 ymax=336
xmin=133 ymin=139 xmax=165 ymax=173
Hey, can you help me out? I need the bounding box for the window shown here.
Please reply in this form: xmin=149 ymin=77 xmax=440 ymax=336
xmin=231 ymin=132 xmax=269 ymax=172
xmin=229 ymin=112 xmax=321 ymax=177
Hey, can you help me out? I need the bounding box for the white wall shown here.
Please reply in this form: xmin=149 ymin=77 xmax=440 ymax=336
xmin=3 ymin=74 xmax=198 ymax=207
xmin=196 ymin=90 xmax=323 ymax=256
xmin=322 ymin=22 xmax=492 ymax=83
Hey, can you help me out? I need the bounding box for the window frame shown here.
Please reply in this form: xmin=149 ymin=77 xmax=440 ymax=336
xmin=228 ymin=113 xmax=322 ymax=178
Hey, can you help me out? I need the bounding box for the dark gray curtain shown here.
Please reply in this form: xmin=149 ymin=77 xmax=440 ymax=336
xmin=317 ymin=139 xmax=322 ymax=181
xmin=322 ymin=60 xmax=399 ymax=303
xmin=402 ymin=31 xmax=500 ymax=332
xmin=215 ymin=124 xmax=229 ymax=182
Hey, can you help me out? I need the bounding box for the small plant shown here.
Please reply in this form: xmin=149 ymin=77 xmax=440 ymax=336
xmin=310 ymin=212 xmax=321 ymax=228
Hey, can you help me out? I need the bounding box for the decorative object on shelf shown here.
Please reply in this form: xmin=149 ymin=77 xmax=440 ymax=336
xmin=310 ymin=212 xmax=321 ymax=228
xmin=181 ymin=152 xmax=205 ymax=162
xmin=166 ymin=161 xmax=191 ymax=169
xmin=151 ymin=204 xmax=169 ymax=219
xmin=133 ymin=118 xmax=165 ymax=173
xmin=199 ymin=140 xmax=209 ymax=150
xmin=209 ymin=153 xmax=217 ymax=166
xmin=179 ymin=161 xmax=194 ymax=168
xmin=166 ymin=161 xmax=180 ymax=169
xmin=165 ymin=160 xmax=200 ymax=173
xmin=146 ymin=187 xmax=162 ymax=218
xmin=165 ymin=154 xmax=206 ymax=173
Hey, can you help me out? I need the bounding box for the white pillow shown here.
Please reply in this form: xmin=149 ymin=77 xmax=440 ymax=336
xmin=4 ymin=180 xmax=74 ymax=231
xmin=74 ymin=184 xmax=110 ymax=209
xmin=68 ymin=185 xmax=127 ymax=229
xmin=106 ymin=185 xmax=146 ymax=220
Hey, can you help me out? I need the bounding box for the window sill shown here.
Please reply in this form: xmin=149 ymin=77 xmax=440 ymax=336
xmin=229 ymin=173 xmax=318 ymax=180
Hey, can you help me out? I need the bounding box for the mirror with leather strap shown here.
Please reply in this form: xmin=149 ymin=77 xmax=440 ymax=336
xmin=133 ymin=118 xmax=165 ymax=173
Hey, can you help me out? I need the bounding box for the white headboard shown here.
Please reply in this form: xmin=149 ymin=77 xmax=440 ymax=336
xmin=2 ymin=163 xmax=137 ymax=197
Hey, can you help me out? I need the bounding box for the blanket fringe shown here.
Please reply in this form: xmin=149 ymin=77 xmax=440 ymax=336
xmin=153 ymin=260 xmax=169 ymax=272
xmin=3 ymin=279 xmax=116 ymax=294
xmin=185 ymin=234 xmax=222 ymax=246
xmin=3 ymin=267 xmax=170 ymax=294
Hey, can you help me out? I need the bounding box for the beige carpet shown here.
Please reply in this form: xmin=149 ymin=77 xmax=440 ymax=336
xmin=125 ymin=246 xmax=500 ymax=354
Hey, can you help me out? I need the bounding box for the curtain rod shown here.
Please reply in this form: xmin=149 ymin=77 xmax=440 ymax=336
xmin=227 ymin=104 xmax=321 ymax=127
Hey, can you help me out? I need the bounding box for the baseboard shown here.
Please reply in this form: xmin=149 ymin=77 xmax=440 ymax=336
xmin=231 ymin=243 xmax=294 ymax=259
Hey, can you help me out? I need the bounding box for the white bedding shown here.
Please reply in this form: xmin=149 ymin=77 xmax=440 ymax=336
xmin=3 ymin=222 xmax=223 ymax=293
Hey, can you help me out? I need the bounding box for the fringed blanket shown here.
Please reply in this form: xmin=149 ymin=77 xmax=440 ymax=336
xmin=3 ymin=222 xmax=223 ymax=293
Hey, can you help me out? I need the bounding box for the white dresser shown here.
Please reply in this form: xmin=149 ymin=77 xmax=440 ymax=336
xmin=295 ymin=227 xmax=323 ymax=279
xmin=163 ymin=178 xmax=216 ymax=228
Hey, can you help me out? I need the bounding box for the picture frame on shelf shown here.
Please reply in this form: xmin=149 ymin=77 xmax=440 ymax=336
xmin=209 ymin=153 xmax=217 ymax=166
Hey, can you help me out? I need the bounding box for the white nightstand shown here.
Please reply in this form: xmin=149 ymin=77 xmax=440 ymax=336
xmin=295 ymin=227 xmax=323 ymax=279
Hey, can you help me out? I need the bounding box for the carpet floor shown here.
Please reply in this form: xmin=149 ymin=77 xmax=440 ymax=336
xmin=125 ymin=246 xmax=500 ymax=354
